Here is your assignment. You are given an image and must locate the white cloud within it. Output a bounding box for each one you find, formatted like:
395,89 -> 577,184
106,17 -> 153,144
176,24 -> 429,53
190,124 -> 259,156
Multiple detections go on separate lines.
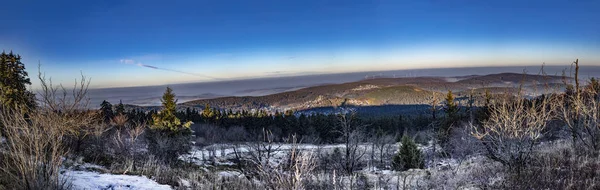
120,59 -> 135,64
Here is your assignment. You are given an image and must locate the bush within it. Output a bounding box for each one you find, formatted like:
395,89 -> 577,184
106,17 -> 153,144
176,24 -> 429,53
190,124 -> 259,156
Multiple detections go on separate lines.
471,92 -> 556,171
392,136 -> 424,171
146,128 -> 192,162
0,69 -> 93,189
500,142 -> 600,189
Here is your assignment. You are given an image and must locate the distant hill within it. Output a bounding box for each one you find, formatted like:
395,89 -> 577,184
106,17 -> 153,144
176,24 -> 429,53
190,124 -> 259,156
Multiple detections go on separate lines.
181,73 -> 567,113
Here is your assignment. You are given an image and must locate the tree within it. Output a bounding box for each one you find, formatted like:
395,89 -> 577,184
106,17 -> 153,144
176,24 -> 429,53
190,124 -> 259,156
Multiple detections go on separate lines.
439,90 -> 459,146
202,104 -> 215,123
115,100 -> 125,116
559,61 -> 600,154
147,87 -> 192,161
0,51 -> 36,111
100,100 -> 114,123
372,128 -> 395,168
475,89 -> 492,124
337,112 -> 367,174
392,136 -> 424,171
443,90 -> 458,119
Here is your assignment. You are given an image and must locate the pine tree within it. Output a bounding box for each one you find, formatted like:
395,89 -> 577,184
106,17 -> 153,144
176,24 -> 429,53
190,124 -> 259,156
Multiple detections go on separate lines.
147,87 -> 192,161
151,87 -> 191,132
115,100 -> 125,116
0,51 -> 36,111
100,100 -> 114,123
202,104 -> 215,123
475,89 -> 492,124
439,90 -> 459,146
392,136 -> 424,171
444,90 -> 458,119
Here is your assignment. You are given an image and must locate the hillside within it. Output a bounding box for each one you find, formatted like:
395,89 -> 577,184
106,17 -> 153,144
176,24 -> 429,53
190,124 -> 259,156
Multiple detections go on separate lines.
181,73 -> 566,113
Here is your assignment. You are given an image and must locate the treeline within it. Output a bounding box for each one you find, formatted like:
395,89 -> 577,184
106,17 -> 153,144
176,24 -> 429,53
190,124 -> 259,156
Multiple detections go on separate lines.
100,101 -> 435,143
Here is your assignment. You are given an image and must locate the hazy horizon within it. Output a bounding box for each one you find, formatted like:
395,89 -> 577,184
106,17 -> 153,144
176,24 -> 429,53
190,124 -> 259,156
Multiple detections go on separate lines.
83,64 -> 595,90
81,65 -> 600,107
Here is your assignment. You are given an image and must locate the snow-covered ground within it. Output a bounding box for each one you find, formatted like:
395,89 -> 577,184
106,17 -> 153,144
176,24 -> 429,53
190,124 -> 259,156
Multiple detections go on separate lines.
178,141 -> 498,189
180,142 -> 441,167
181,143 -> 360,166
63,170 -> 171,190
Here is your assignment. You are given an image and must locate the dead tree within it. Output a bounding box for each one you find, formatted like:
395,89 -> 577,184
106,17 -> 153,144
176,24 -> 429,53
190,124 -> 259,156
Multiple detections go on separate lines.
336,112 -> 368,175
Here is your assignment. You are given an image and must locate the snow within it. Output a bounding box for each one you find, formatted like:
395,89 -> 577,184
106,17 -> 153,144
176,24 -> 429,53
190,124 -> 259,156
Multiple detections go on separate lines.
218,170 -> 243,178
63,170 -> 172,190
180,143 -> 351,166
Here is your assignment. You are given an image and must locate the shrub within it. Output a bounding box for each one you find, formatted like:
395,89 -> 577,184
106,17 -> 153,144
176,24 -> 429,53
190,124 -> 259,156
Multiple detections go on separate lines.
500,142 -> 600,189
392,136 -> 424,171
146,128 -> 192,162
471,91 -> 557,171
0,69 -> 93,189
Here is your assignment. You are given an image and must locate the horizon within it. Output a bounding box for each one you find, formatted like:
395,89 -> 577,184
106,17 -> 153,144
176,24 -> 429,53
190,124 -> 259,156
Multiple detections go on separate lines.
86,64 -> 591,90
80,65 -> 599,107
2,0 -> 599,89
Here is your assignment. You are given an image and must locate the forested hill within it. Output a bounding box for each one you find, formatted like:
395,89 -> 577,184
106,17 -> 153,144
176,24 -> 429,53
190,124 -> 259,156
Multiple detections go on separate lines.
182,73 -> 567,112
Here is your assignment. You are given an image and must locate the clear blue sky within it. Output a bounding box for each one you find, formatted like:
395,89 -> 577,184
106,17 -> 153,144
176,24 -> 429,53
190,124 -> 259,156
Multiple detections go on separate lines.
1,0 -> 599,88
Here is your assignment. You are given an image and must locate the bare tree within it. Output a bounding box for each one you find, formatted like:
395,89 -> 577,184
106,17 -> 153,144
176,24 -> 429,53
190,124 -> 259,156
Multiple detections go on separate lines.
258,135 -> 316,190
372,132 -> 395,169
231,128 -> 282,178
471,87 -> 557,171
336,112 -> 368,174
247,129 -> 282,170
559,59 -> 600,154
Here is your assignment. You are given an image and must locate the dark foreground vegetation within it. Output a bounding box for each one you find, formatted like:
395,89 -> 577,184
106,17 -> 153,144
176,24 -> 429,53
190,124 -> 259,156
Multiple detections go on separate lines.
1,53 -> 599,189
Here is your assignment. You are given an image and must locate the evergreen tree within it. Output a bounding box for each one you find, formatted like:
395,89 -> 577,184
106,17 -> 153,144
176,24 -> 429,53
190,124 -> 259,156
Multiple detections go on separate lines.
147,87 -> 192,161
115,100 -> 125,116
99,100 -> 114,123
439,90 -> 459,146
443,90 -> 458,119
151,87 -> 191,132
475,89 -> 492,124
0,51 -> 36,111
392,136 -> 424,171
202,104 -> 215,123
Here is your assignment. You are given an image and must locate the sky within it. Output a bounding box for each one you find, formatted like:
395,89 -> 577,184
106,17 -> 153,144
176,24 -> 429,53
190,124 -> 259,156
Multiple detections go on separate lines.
1,0 -> 599,88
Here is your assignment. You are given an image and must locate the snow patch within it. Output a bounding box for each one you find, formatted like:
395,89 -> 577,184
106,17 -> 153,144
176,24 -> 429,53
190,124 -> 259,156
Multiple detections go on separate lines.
63,170 -> 172,190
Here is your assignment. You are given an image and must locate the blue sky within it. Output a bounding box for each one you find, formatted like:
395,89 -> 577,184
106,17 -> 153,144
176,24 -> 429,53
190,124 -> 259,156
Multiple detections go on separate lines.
1,0 -> 599,88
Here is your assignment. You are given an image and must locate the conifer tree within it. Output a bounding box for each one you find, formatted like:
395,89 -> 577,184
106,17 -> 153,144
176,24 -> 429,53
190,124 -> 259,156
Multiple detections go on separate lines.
100,100 -> 114,123
0,51 -> 36,111
151,87 -> 191,132
115,100 -> 125,116
476,89 -> 492,124
147,87 -> 192,161
444,90 -> 458,119
202,104 -> 215,123
439,90 -> 459,146
392,136 -> 424,171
